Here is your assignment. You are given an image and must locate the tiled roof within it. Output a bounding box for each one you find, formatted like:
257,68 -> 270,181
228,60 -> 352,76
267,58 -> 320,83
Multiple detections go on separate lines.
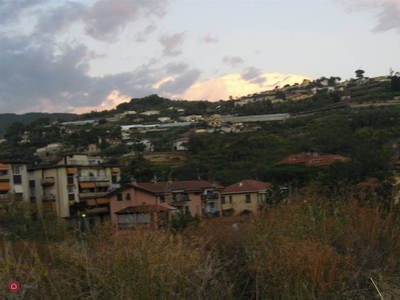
277,153 -> 312,164
115,204 -> 170,214
134,180 -> 224,194
222,180 -> 271,194
175,136 -> 189,142
277,153 -> 350,167
305,155 -> 350,167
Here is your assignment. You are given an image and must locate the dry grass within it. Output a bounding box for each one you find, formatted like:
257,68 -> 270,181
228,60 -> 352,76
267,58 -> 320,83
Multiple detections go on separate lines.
1,185 -> 400,299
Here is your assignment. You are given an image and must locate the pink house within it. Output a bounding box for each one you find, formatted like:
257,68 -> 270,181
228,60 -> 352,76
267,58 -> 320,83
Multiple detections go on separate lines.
107,180 -> 224,229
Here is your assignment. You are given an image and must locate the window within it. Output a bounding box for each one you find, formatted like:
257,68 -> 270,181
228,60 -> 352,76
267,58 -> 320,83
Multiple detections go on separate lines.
67,186 -> 75,201
160,194 -> 165,203
137,213 -> 150,224
117,193 -> 122,201
12,165 -> 22,184
172,194 -> 177,202
185,206 -> 190,215
229,196 -> 233,204
245,195 -> 251,203
67,174 -> 74,184
221,196 -> 226,205
96,169 -> 101,176
112,173 -> 118,184
126,193 -> 131,200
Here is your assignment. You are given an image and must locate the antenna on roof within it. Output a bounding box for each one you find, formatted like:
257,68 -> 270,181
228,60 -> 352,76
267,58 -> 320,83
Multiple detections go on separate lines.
197,168 -> 201,180
167,171 -> 173,184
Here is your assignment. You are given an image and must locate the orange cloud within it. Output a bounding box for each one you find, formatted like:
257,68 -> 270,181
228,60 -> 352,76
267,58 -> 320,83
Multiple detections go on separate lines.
174,72 -> 313,101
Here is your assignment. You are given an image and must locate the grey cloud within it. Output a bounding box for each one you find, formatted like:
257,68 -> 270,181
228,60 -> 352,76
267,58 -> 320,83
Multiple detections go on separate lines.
0,36 -> 94,112
164,62 -> 190,75
135,23 -> 156,42
84,0 -> 170,42
158,69 -> 202,94
0,0 -> 46,25
200,34 -> 219,44
372,2 -> 400,33
0,34 -> 200,113
222,56 -> 244,68
241,67 -> 263,81
336,0 -> 400,33
249,77 -> 267,85
34,2 -> 87,34
159,32 -> 186,57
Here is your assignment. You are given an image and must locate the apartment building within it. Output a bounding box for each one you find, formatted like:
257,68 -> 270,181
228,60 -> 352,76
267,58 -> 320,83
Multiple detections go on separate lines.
0,161 -> 30,203
29,154 -> 120,228
108,180 -> 224,229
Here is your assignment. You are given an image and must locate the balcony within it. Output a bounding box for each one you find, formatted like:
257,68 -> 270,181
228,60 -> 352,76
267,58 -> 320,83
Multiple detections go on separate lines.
79,192 -> 109,199
78,176 -> 109,182
201,193 -> 219,201
41,177 -> 55,186
202,208 -> 220,217
0,174 -> 10,181
42,194 -> 56,201
169,195 -> 190,206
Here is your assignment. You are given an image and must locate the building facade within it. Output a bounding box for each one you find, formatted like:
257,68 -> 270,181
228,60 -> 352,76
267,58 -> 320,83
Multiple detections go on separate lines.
0,161 -> 30,203
108,180 -> 224,229
29,154 -> 120,228
221,180 -> 271,215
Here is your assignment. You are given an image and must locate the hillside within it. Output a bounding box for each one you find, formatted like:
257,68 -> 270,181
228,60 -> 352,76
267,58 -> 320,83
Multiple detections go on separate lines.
0,112 -> 77,138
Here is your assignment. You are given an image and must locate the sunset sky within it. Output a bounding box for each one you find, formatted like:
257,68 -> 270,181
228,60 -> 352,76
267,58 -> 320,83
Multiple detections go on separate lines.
0,0 -> 399,114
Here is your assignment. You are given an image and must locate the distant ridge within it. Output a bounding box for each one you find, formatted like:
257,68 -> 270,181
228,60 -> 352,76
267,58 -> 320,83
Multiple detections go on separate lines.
0,112 -> 77,138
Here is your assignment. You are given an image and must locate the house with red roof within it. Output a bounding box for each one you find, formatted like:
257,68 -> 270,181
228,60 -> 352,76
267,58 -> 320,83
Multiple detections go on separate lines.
107,180 -> 224,229
277,152 -> 349,167
221,180 -> 271,216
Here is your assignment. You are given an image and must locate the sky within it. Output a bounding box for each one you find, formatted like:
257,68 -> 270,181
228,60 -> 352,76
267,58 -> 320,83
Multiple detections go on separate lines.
0,0 -> 399,114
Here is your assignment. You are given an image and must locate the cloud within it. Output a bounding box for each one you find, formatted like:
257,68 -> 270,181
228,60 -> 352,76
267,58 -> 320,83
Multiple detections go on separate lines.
34,2 -> 87,34
0,0 -> 46,25
164,62 -> 190,75
135,23 -> 156,42
222,56 -> 244,68
335,0 -> 400,33
241,67 -> 264,82
159,31 -> 186,56
181,72 -> 312,101
0,32 -> 204,113
199,34 -> 219,44
84,0 -> 171,41
158,69 -> 202,95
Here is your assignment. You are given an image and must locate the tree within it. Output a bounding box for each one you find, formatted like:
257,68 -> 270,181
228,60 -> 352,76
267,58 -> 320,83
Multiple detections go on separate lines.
355,69 -> 365,79
390,72 -> 400,92
275,91 -> 286,100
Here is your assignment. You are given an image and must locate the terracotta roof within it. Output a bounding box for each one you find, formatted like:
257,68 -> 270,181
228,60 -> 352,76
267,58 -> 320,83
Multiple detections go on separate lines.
175,136 -> 189,142
107,180 -> 224,198
305,155 -> 350,167
115,204 -> 170,214
277,153 -> 312,164
222,180 -> 271,194
277,153 -> 350,167
134,180 -> 223,194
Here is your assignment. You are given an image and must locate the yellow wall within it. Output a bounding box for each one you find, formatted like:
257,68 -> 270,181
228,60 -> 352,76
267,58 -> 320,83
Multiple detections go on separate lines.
221,192 -> 260,215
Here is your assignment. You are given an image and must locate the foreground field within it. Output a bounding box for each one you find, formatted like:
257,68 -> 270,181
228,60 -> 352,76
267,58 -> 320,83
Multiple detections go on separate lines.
1,189 -> 400,299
